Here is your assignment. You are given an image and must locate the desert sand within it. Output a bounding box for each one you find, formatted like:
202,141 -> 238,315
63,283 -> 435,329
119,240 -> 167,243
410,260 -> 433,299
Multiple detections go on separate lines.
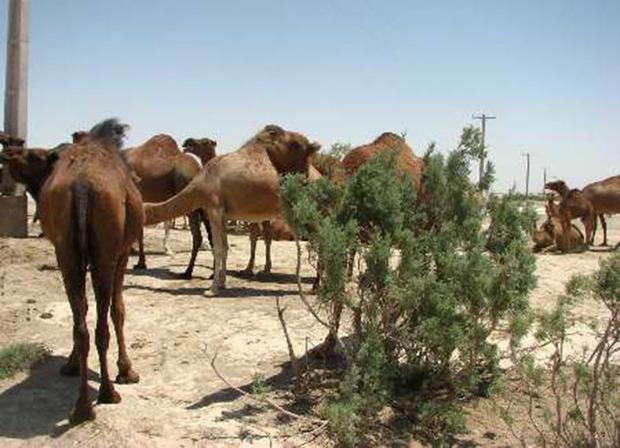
0,200 -> 618,447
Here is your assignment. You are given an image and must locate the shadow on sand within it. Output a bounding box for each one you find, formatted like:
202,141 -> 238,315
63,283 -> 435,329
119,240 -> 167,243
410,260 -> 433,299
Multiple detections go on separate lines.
0,355 -> 99,440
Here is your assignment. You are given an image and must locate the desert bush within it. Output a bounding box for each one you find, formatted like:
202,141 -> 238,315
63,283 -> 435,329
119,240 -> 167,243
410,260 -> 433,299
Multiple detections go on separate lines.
280,126 -> 537,446
502,253 -> 620,448
0,342 -> 49,379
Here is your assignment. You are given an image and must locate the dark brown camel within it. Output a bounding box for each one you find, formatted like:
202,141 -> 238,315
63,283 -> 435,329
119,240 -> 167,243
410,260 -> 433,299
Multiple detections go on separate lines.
532,198 -> 586,253
75,132 -> 217,277
144,125 -> 320,293
0,132 -> 26,195
38,119 -> 141,423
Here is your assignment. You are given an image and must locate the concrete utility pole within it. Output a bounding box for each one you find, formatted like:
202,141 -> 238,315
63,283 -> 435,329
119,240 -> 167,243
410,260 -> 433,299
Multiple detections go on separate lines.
472,113 -> 496,188
543,166 -> 547,196
0,0 -> 29,237
522,153 -> 531,201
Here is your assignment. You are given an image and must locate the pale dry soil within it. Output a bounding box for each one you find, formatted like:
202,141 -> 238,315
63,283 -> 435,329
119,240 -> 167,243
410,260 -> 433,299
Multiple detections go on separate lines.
0,203 -> 618,448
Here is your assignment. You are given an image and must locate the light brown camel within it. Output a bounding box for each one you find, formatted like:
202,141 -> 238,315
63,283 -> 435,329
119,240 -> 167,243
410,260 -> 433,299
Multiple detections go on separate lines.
582,176 -> 620,246
244,163 -> 324,275
38,119 -> 141,423
532,198 -> 586,253
544,180 -> 595,250
144,124 -> 320,293
76,132 -> 217,277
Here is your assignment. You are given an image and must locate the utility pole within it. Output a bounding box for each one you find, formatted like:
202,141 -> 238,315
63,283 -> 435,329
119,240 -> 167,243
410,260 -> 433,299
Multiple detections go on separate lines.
0,0 -> 29,237
522,153 -> 531,201
472,113 -> 496,188
543,166 -> 547,196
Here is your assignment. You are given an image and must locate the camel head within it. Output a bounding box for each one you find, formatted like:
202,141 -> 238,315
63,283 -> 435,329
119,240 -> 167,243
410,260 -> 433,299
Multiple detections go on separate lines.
254,124 -> 321,175
183,137 -> 217,165
0,132 -> 25,150
0,147 -> 60,197
72,131 -> 89,144
532,217 -> 557,252
545,180 -> 570,197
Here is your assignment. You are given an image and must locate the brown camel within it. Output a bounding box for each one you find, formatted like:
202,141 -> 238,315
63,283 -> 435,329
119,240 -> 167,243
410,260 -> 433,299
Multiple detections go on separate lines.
342,132 -> 424,191
0,147 -> 57,204
582,176 -> 620,246
532,198 -> 586,253
144,124 -> 320,293
80,133 -> 217,277
38,119 -> 141,423
544,180 -> 595,251
0,132 -> 26,194
244,163 -> 324,275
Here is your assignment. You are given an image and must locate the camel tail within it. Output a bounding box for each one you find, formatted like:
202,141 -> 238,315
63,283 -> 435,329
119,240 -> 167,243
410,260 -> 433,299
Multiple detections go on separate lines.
144,181 -> 204,226
72,182 -> 90,268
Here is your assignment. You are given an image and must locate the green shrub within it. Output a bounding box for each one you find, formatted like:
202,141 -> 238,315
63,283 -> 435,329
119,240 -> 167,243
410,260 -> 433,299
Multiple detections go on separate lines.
0,342 -> 49,379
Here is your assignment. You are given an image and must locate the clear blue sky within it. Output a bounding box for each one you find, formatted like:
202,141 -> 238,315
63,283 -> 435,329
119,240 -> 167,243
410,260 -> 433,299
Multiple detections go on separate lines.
1,0 -> 619,192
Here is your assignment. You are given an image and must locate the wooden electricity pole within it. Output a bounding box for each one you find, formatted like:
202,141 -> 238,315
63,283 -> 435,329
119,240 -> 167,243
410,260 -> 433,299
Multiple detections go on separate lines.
0,0 -> 29,237
472,113 -> 496,188
522,153 -> 531,201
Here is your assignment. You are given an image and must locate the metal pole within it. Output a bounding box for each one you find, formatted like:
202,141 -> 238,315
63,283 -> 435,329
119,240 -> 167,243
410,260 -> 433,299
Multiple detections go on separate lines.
472,113 -> 496,188
2,0 -> 29,196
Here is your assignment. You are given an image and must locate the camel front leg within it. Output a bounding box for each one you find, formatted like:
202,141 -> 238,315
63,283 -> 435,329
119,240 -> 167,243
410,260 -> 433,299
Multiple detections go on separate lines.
243,223 -> 259,274
208,207 -> 228,294
182,211 -> 203,279
263,221 -> 272,274
133,228 -> 147,270
164,220 -> 175,255
599,214 -> 608,246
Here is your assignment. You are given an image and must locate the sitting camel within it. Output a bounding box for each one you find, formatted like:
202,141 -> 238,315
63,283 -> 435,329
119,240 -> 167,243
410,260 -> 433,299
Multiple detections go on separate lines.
544,180 -> 595,251
75,132 -> 217,277
532,198 -> 586,253
144,124 -> 320,293
582,175 -> 620,246
39,119 -> 141,423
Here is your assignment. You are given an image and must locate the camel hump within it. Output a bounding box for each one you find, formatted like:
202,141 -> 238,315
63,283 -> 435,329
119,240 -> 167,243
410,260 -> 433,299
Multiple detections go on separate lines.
88,118 -> 129,150
373,132 -> 404,146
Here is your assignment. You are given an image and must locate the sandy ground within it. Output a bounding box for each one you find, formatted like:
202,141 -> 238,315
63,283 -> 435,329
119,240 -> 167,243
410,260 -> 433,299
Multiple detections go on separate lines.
0,200 -> 618,448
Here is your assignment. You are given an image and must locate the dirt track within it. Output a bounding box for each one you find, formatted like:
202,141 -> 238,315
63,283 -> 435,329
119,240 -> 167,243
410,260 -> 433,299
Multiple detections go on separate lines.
0,202 -> 618,447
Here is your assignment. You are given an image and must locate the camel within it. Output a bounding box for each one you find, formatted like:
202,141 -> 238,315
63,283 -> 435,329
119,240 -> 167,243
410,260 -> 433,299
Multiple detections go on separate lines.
243,163 -> 324,275
581,176 -> 620,246
38,119 -> 141,423
78,132 -> 217,277
341,132 -> 424,191
0,132 -> 26,194
544,180 -> 595,251
0,147 -> 58,204
144,124 -> 320,293
532,198 -> 586,253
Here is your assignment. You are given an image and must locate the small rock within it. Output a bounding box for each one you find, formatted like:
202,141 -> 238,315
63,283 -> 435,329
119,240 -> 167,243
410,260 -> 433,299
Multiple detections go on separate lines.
40,312 -> 53,319
484,431 -> 497,440
26,299 -> 36,304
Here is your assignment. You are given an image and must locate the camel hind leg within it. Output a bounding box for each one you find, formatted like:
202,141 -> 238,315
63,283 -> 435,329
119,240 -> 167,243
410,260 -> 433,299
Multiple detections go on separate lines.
243,223 -> 260,275
55,246 -> 95,423
263,221 -> 272,274
133,228 -> 147,270
208,206 -> 228,294
164,220 -> 175,255
89,253 -> 121,404
599,214 -> 608,246
111,250 -> 139,384
182,211 -> 203,279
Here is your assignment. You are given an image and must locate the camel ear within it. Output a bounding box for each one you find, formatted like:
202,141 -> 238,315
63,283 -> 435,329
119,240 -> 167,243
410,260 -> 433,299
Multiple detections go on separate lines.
45,151 -> 60,167
264,125 -> 284,138
209,139 -> 217,148
183,138 -> 195,148
307,142 -> 321,155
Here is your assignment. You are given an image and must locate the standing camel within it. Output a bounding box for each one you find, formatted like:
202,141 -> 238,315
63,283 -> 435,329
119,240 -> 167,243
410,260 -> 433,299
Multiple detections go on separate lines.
144,124 -> 320,293
75,132 -> 217,277
39,119 -> 141,423
545,180 -> 596,250
243,163 -> 324,275
582,176 -> 620,246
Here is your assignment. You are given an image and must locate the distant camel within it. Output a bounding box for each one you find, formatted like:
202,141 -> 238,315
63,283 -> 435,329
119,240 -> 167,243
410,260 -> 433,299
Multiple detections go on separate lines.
0,132 -> 25,195
544,180 -> 595,251
244,163 -> 324,275
532,198 -> 586,253
582,176 -> 620,246
144,125 -> 320,293
39,119 -> 141,423
75,132 -> 217,277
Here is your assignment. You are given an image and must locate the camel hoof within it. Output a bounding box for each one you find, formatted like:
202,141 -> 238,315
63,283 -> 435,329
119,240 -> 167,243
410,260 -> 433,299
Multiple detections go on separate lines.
60,363 -> 80,377
178,271 -> 193,280
133,262 -> 147,270
116,369 -> 140,384
69,403 -> 96,424
98,387 -> 121,404
211,283 -> 226,295
237,269 -> 254,278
